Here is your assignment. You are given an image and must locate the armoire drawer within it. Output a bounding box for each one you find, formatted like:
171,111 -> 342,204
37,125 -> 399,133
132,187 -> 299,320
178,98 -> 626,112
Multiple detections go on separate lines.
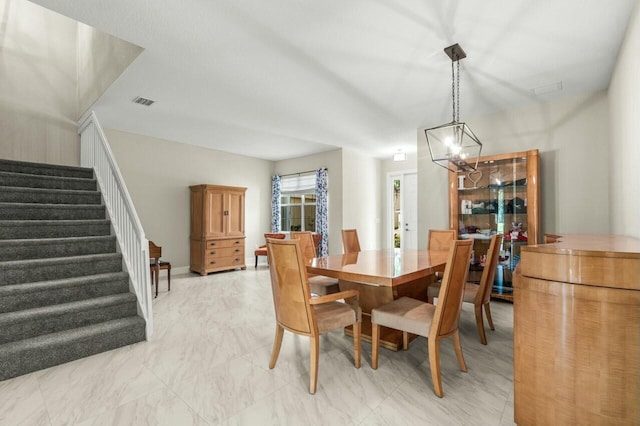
206,246 -> 244,259
206,239 -> 243,249
205,255 -> 245,270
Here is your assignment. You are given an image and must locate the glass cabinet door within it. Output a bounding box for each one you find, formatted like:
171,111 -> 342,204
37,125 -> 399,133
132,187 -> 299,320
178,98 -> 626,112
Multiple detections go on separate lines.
449,150 -> 540,301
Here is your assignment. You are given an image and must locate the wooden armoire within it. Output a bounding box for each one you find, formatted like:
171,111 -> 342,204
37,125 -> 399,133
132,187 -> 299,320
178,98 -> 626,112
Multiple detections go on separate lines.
189,184 -> 247,275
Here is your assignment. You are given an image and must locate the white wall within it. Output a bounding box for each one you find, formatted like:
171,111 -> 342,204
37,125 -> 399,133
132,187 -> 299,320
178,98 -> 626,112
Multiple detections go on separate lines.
275,150 -> 343,255
608,1 -> 640,238
0,0 -> 79,165
105,129 -> 273,270
418,91 -> 610,247
342,149 -> 382,250
77,23 -> 143,116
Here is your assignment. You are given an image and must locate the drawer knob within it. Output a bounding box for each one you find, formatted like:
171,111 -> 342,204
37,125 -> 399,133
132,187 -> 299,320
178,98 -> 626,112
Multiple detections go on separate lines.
210,251 -> 216,255
235,249 -> 240,252
210,261 -> 216,265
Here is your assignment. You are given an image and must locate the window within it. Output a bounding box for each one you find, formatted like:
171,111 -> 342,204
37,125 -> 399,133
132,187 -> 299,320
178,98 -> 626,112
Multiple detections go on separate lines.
280,173 -> 316,232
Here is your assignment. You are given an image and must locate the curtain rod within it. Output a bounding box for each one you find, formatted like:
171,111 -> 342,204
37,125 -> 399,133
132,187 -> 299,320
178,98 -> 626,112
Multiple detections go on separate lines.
279,168 -> 327,177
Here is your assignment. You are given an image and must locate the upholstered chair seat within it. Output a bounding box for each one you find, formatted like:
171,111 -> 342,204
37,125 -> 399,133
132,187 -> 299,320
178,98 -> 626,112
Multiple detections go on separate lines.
313,301 -> 361,334
371,297 -> 435,337
309,276 -> 341,296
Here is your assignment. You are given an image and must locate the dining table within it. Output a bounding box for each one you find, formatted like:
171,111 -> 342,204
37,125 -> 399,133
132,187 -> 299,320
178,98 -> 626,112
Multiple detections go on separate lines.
307,248 -> 449,351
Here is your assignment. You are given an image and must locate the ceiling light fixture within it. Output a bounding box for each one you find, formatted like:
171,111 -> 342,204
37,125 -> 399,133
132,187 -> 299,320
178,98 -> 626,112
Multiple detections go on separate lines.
425,43 -> 482,172
393,151 -> 407,162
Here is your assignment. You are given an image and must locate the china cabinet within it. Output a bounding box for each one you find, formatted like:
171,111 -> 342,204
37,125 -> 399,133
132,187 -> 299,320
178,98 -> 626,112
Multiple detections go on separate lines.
448,149 -> 540,301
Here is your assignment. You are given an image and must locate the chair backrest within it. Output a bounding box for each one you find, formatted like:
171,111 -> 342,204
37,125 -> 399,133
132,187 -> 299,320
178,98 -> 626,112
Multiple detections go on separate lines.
149,240 -> 162,259
430,239 -> 473,339
476,234 -> 503,305
342,229 -> 361,254
291,231 -> 316,262
544,233 -> 562,243
266,239 -> 316,336
428,229 -> 458,252
264,233 -> 286,241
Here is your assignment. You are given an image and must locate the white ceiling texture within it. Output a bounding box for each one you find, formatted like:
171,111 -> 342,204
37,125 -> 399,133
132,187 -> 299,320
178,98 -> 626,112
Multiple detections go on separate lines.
30,0 -> 637,161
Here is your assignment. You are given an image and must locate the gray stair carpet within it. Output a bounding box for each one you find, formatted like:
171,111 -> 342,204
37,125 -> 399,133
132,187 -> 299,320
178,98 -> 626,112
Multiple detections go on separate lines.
0,159 -> 146,382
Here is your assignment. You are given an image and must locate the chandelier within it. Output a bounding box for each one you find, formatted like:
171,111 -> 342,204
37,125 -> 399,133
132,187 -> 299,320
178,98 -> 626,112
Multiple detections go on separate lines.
425,43 -> 482,172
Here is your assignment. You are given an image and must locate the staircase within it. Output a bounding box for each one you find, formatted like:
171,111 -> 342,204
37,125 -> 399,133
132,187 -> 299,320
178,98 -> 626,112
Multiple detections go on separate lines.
0,159 -> 146,381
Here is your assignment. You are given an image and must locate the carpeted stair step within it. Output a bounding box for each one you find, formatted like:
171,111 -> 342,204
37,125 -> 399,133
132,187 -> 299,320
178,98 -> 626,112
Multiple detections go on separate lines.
0,316 -> 146,381
0,202 -> 105,220
0,159 -> 94,179
0,253 -> 123,285
0,219 -> 110,239
0,186 -> 101,205
0,235 -> 116,261
0,293 -> 138,345
0,170 -> 96,191
0,272 -> 130,313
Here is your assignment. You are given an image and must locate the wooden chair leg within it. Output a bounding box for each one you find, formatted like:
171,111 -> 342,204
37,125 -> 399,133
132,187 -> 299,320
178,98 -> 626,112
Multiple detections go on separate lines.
484,302 -> 495,330
167,265 -> 171,292
269,324 -> 284,369
353,322 -> 361,369
154,265 -> 159,298
372,323 -> 380,370
428,337 -> 443,397
452,330 -> 467,372
310,335 -> 319,394
403,331 -> 409,350
475,304 -> 488,345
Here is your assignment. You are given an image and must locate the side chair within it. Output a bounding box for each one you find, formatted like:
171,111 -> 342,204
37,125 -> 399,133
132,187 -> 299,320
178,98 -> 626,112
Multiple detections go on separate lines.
429,233 -> 503,344
371,239 -> 473,397
266,238 -> 362,394
254,233 -> 285,267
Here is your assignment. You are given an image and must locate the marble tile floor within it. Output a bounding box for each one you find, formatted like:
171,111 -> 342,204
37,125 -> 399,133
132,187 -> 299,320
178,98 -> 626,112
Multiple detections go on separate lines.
0,268 -> 516,426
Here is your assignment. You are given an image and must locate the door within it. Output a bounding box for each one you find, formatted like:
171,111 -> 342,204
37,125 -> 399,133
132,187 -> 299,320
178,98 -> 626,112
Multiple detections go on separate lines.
403,173 -> 418,249
388,172 -> 418,249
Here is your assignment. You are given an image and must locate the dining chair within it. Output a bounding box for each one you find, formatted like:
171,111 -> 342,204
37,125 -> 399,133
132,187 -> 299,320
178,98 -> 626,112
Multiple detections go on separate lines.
291,231 -> 340,295
266,238 -> 362,394
149,240 -> 171,298
428,229 -> 458,251
371,239 -> 473,398
254,233 -> 286,267
342,229 -> 361,254
428,234 -> 502,344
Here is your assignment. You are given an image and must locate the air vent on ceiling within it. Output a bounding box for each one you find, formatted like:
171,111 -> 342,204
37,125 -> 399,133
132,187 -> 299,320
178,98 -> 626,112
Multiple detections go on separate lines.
132,96 -> 155,106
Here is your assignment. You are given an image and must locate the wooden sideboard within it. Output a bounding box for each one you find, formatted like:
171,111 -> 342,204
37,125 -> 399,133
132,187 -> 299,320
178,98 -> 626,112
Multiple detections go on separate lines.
513,234 -> 640,425
189,184 -> 247,275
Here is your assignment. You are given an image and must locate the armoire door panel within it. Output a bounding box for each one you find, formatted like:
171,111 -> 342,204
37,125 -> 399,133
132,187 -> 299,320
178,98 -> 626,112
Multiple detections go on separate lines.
226,191 -> 245,236
205,190 -> 226,237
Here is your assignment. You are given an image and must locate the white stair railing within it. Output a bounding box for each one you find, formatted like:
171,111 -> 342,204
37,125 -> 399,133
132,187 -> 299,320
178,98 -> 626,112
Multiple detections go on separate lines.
78,111 -> 153,338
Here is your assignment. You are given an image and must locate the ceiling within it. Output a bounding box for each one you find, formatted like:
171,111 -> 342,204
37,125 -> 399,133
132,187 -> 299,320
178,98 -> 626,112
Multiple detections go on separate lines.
29,0 -> 637,161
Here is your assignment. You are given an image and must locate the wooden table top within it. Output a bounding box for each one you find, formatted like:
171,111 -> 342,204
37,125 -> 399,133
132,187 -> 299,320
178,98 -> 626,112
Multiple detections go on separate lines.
308,248 -> 448,287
